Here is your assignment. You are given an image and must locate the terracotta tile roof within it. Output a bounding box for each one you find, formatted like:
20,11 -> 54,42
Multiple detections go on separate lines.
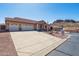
38,20 -> 47,24
5,17 -> 38,24
5,17 -> 47,24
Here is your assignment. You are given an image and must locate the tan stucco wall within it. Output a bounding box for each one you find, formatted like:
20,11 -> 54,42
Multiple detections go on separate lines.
5,20 -> 48,31
5,21 -> 37,31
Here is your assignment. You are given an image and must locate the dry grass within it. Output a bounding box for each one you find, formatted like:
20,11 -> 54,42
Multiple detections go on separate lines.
52,22 -> 79,32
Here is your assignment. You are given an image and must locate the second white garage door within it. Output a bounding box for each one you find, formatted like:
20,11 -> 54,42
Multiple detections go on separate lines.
21,25 -> 34,31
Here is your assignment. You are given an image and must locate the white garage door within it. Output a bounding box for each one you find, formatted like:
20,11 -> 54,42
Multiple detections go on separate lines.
21,25 -> 34,31
9,24 -> 19,31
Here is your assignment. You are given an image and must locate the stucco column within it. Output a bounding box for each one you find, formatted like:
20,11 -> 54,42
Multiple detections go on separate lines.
36,24 -> 39,30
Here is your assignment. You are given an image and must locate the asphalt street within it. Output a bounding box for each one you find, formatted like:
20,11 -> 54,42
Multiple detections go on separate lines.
47,33 -> 79,56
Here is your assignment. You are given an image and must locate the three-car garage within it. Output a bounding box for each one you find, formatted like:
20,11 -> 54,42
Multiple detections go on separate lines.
8,24 -> 34,31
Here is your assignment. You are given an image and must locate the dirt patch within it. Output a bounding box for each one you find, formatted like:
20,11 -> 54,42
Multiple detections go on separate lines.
52,33 -> 68,39
48,31 -> 68,39
0,32 -> 17,56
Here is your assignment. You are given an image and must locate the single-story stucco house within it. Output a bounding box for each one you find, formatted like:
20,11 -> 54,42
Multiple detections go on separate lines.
0,17 -> 50,31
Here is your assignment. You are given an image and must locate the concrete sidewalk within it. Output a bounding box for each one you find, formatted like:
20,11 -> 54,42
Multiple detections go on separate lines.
10,31 -> 69,56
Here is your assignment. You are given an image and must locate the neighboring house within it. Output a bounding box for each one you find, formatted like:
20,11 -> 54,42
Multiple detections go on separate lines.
0,24 -> 6,32
4,17 -> 49,31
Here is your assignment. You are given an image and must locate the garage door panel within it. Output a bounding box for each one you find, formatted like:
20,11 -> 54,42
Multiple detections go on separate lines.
9,25 -> 19,31
21,25 -> 34,31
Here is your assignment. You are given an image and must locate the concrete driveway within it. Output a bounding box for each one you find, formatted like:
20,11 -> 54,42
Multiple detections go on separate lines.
10,31 -> 69,56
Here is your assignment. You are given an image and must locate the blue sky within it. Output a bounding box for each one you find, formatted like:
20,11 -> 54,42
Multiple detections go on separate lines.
0,3 -> 79,23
